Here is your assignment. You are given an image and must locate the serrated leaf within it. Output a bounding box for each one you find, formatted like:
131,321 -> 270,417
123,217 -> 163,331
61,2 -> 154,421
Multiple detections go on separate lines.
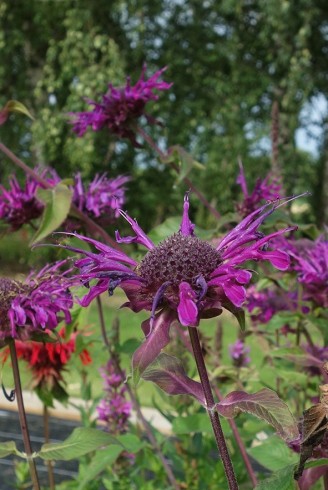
248,436 -> 299,471
216,388 -> 299,442
255,464 -> 296,490
31,183 -> 73,244
0,441 -> 22,458
142,352 -> 205,404
37,428 -> 120,461
77,445 -> 123,490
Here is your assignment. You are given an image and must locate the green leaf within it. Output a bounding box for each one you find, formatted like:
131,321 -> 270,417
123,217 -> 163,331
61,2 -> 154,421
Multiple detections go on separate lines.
248,436 -> 299,471
148,216 -> 181,244
77,446 -> 123,490
31,183 -> 73,244
265,313 -> 299,333
118,338 -> 141,355
1,100 -> 34,121
216,388 -> 299,442
0,441 -> 23,458
305,458 -> 328,469
255,464 -> 296,490
173,414 -> 212,434
37,428 -> 121,461
116,433 -> 146,453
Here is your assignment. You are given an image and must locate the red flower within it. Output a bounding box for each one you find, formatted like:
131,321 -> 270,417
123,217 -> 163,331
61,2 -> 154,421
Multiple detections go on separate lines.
3,328 -> 92,405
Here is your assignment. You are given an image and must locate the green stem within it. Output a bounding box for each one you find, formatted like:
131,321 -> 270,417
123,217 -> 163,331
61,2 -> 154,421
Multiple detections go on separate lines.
188,327 -> 238,490
9,340 -> 40,490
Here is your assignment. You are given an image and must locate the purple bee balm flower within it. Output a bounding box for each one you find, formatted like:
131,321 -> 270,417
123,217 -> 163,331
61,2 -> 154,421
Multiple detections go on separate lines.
236,161 -> 282,217
69,65 -> 172,146
60,194 -> 297,337
72,173 -> 130,222
290,236 -> 328,308
0,174 -> 43,230
0,261 -> 73,344
0,168 -> 60,230
246,285 -> 299,324
97,360 -> 131,434
229,339 -> 250,367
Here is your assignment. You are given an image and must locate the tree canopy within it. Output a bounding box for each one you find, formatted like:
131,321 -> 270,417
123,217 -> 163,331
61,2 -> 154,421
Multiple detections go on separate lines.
1,0 -> 327,227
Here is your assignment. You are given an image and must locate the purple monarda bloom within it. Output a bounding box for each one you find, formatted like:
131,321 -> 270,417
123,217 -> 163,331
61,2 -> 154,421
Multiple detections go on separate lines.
246,285 -> 299,324
97,360 -> 131,434
290,236 -> 328,308
0,174 -> 44,230
0,262 -> 73,343
73,173 -> 130,222
61,194 -> 297,335
0,168 -> 60,230
229,339 -> 250,367
236,161 -> 282,217
69,65 -> 172,145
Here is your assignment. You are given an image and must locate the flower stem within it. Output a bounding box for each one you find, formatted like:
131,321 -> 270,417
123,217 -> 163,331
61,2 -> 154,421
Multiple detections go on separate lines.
95,296 -> 180,490
324,470 -> 328,490
0,142 -> 120,250
213,386 -> 257,487
9,340 -> 40,490
137,128 -> 221,220
176,326 -> 256,485
43,405 -> 55,490
187,327 -> 238,490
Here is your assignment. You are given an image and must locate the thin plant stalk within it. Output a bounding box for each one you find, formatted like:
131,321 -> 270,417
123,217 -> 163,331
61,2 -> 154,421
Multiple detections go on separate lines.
213,386 -> 258,487
43,405 -> 55,490
137,127 -> 221,220
0,142 -> 120,250
9,340 -> 41,490
188,327 -> 239,490
324,470 -> 328,490
176,326 -> 256,486
95,296 -> 180,490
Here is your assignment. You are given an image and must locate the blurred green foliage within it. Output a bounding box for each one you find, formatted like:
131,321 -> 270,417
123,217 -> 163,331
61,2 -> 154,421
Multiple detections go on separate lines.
0,0 -> 327,231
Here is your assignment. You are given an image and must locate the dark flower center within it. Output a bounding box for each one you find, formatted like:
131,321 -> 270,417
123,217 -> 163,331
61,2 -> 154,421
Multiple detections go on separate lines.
0,278 -> 27,328
138,233 -> 222,292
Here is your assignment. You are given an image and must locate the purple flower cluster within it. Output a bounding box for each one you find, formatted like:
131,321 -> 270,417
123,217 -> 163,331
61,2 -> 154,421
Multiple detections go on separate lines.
96,360 -> 131,434
61,193 -> 297,334
290,236 -> 328,308
73,173 -> 130,222
236,162 -> 282,217
0,169 -> 129,229
246,285 -> 297,324
0,261 -> 73,343
229,339 -> 250,367
69,65 -> 172,145
0,173 -> 45,230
